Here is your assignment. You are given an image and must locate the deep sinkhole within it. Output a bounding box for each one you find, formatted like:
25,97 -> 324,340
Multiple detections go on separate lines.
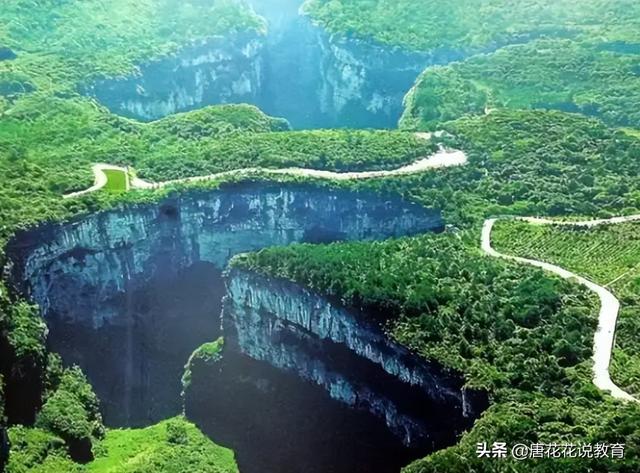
6,184 -> 485,472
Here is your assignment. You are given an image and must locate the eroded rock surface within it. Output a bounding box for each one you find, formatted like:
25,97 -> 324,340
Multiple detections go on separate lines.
6,183 -> 442,426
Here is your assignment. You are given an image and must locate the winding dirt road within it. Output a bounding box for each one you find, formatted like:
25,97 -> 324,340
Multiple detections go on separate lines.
482,215 -> 640,403
64,142 -> 467,199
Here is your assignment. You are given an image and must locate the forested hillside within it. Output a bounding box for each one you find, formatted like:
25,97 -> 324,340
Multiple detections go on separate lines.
493,220 -> 640,398
233,232 -> 640,472
358,110 -> 640,225
303,0 -> 640,51
2,0 -> 640,472
0,0 -> 263,94
400,39 -> 640,129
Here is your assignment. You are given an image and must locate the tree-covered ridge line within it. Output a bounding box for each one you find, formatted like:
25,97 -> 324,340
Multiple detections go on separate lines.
3,106 -> 640,471
492,220 -> 640,399
400,39 -> 640,130
303,0 -> 640,53
3,106 -> 640,251
135,128 -> 438,182
232,232 -> 640,472
0,94 -> 437,243
367,110 -> 640,227
232,234 -> 598,392
0,0 -> 264,95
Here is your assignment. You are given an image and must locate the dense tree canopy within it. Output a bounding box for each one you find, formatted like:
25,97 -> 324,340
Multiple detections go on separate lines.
2,0 -> 640,471
493,220 -> 640,398
401,39 -> 640,129
303,0 -> 640,52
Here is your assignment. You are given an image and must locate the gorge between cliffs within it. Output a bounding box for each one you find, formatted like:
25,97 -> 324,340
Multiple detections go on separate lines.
5,182 -> 487,473
83,0 -> 466,129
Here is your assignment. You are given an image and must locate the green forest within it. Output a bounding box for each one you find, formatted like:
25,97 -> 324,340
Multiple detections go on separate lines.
233,232 -> 640,472
400,39 -> 640,130
2,0 -> 640,472
493,221 -> 640,398
303,0 -> 640,51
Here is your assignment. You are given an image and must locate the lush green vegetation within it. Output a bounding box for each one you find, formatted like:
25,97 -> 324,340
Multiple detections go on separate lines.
234,232 -> 640,472
136,128 -> 437,181
350,110 -> 640,226
102,170 -> 128,192
86,417 -> 238,473
493,221 -> 640,290
0,94 -> 435,244
150,105 -> 290,140
405,394 -> 640,473
0,0 -> 264,94
0,98 -> 282,245
493,220 -> 640,398
6,426 -> 79,473
234,234 -> 598,391
181,338 -> 224,392
35,367 -> 104,461
7,417 -> 237,473
3,103 -> 640,471
303,0 -> 640,52
401,39 -> 640,129
3,0 -> 640,471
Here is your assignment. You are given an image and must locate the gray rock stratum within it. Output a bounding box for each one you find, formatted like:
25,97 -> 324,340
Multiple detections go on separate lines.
7,182 -> 472,435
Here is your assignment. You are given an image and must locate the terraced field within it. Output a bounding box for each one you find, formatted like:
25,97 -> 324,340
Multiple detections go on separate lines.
493,221 -> 640,292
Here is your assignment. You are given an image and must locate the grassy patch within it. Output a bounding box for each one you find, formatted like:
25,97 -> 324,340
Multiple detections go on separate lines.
102,170 -> 128,192
87,417 -> 237,473
7,417 -> 237,473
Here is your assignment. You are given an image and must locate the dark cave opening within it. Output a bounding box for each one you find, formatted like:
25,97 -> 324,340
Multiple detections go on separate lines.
44,261 -> 471,473
186,352 -> 441,473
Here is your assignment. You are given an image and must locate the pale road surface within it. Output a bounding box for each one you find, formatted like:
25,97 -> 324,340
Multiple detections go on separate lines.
64,144 -> 467,199
482,215 -> 640,403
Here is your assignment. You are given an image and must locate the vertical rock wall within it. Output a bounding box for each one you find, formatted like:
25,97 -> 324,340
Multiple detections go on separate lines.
5,183 -> 443,426
223,268 -> 486,447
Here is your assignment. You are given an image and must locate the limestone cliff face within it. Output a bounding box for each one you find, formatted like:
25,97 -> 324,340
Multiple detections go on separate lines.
7,183 -> 442,330
222,268 -> 485,448
316,35 -> 463,129
86,32 -> 265,121
85,0 -> 460,128
5,183 -> 442,427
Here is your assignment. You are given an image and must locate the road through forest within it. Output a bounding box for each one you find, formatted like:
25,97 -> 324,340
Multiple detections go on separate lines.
482,215 -> 640,403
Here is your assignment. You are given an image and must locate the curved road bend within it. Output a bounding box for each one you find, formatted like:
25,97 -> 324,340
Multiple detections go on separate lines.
482,216 -> 640,403
64,133 -> 467,199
